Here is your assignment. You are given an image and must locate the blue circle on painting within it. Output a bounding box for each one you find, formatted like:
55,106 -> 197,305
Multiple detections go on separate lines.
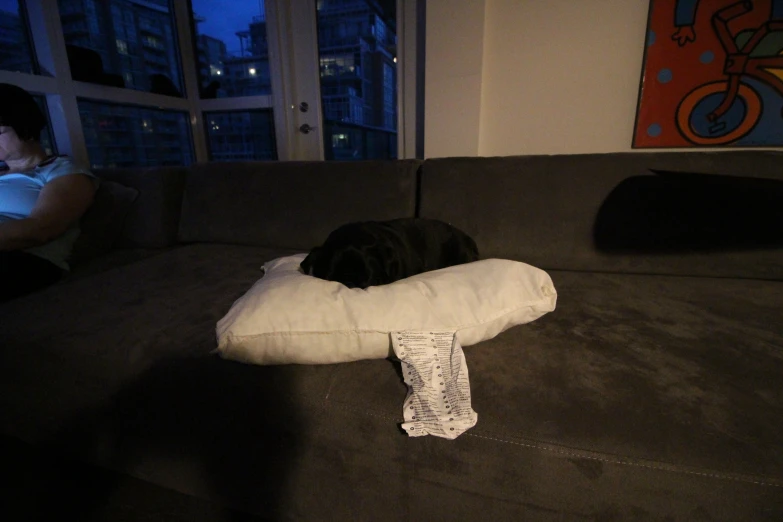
648,30 -> 656,46
688,93 -> 748,140
647,123 -> 662,137
700,51 -> 715,64
657,69 -> 673,83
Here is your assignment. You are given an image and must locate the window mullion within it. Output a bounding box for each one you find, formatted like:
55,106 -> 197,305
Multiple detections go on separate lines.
26,0 -> 89,164
172,0 -> 208,163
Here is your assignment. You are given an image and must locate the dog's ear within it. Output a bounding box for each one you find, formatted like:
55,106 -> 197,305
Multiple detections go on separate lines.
300,247 -> 321,275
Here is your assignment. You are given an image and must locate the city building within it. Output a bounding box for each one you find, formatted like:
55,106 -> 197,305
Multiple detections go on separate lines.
0,6 -> 34,74
316,0 -> 398,159
59,0 -> 190,168
59,0 -> 181,93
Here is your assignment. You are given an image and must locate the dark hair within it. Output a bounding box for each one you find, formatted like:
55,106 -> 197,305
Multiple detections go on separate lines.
0,83 -> 47,142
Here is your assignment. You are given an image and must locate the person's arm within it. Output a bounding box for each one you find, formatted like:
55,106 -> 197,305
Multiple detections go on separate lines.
0,174 -> 96,251
672,0 -> 699,46
674,0 -> 699,26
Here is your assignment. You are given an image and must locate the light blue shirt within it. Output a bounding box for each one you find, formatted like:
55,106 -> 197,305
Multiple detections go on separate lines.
0,156 -> 97,271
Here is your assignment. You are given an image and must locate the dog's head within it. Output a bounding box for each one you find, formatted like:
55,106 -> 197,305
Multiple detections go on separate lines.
300,225 -> 391,289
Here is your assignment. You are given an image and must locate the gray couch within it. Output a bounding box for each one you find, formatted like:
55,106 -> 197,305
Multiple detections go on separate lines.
1,152 -> 781,521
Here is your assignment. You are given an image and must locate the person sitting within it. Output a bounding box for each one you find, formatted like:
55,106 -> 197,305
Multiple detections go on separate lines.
0,83 -> 98,302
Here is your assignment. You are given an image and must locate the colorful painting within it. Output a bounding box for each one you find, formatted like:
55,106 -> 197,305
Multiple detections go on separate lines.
634,0 -> 783,148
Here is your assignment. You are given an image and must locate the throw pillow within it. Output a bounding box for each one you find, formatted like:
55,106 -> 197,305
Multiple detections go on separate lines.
216,254 -> 557,365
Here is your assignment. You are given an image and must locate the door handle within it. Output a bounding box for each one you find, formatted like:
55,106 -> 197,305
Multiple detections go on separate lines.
299,123 -> 317,134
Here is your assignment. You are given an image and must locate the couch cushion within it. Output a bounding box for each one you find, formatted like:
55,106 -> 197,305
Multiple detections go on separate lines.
93,166 -> 189,248
177,160 -> 420,249
69,180 -> 139,265
65,246 -> 177,281
418,151 -> 783,279
322,271 -> 783,484
0,243 -> 337,444
1,250 -> 781,518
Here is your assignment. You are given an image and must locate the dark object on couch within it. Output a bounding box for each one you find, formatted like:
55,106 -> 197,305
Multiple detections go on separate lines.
594,170 -> 783,253
300,217 -> 479,288
1,153 -> 781,521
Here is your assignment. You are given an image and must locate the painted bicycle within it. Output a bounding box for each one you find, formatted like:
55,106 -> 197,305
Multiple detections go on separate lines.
675,0 -> 783,145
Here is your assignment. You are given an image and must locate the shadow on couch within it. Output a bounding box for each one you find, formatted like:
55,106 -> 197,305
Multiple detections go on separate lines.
594,170 -> 783,253
35,355 -> 304,521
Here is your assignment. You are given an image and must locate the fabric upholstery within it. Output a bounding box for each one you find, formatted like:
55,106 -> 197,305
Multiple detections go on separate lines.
322,271 -> 783,481
93,166 -> 189,248
2,153 -> 782,520
69,180 -> 139,265
0,243 -> 336,517
66,247 -> 177,281
418,151 -> 783,280
177,160 -> 420,249
1,249 -> 780,519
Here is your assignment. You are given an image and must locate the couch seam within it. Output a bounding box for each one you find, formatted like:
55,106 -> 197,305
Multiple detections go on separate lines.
324,400 -> 783,489
465,433 -> 783,489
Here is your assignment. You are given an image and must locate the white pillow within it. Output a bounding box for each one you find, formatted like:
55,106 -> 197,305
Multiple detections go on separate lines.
216,254 -> 557,365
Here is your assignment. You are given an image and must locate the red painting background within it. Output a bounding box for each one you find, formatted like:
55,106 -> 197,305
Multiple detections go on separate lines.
633,0 -> 772,147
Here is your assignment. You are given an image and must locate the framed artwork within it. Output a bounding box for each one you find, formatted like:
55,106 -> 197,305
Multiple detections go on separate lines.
633,0 -> 783,148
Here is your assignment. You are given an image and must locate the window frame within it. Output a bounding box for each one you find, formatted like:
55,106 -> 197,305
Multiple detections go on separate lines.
0,0 -> 422,165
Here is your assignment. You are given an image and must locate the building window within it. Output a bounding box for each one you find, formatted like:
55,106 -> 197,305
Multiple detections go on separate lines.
78,99 -> 193,169
204,110 -> 277,161
58,0 -> 183,96
0,0 -> 36,74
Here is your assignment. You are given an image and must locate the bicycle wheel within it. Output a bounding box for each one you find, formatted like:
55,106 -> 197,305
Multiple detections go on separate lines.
676,80 -> 762,145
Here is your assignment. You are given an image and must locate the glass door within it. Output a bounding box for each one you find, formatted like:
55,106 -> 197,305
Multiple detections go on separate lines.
189,0 -> 282,159
190,0 -> 400,161
313,0 -> 398,160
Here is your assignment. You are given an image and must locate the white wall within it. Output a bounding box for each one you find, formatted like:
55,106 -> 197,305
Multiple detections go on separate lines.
477,0 -> 650,157
424,0 -> 775,158
423,0 -> 486,158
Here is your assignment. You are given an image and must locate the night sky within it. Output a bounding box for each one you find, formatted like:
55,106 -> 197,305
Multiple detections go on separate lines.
191,0 -> 265,54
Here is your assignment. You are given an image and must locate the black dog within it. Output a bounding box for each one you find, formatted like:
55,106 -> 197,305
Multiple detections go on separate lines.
300,218 -> 479,289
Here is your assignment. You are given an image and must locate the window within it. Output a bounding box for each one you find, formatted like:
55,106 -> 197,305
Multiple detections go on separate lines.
0,0 -> 36,74
78,100 -> 192,169
204,110 -> 277,161
58,0 -> 183,96
316,0 -> 398,160
190,0 -> 270,98
0,0 -> 418,166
